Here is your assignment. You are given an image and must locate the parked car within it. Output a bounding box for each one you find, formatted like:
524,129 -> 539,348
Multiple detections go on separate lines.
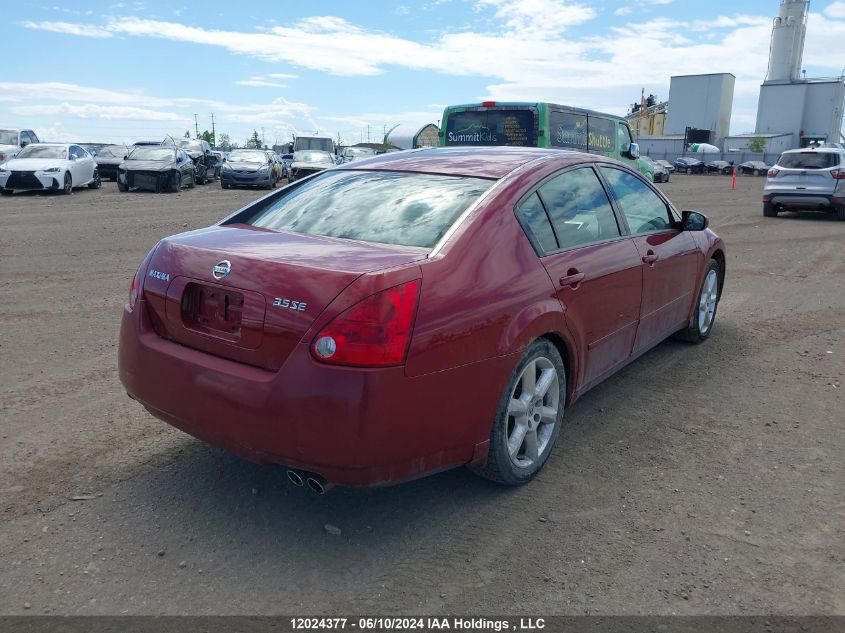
0,143 -> 100,195
341,146 -> 377,164
118,147 -> 726,490
763,147 -> 845,220
674,157 -> 705,174
656,159 -> 675,174
175,139 -> 220,184
220,149 -> 276,190
279,153 -> 294,178
0,128 -> 40,163
133,140 -> 164,147
738,161 -> 769,176
706,160 -> 733,175
94,144 -> 129,181
118,146 -> 195,193
287,150 -> 336,182
642,156 -> 669,183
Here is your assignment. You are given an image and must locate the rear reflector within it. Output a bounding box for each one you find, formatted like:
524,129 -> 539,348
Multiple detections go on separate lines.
481,101 -> 496,107
311,280 -> 421,367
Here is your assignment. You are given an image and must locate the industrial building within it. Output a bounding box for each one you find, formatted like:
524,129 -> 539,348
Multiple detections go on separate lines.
630,0 -> 845,157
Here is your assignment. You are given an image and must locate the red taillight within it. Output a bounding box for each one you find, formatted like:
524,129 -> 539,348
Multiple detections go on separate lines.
830,168 -> 845,180
481,101 -> 496,107
311,280 -> 420,367
128,270 -> 141,309
762,195 -> 771,202
767,168 -> 780,179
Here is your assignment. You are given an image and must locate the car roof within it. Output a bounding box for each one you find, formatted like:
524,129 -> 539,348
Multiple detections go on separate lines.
782,147 -> 844,154
335,146 -> 592,179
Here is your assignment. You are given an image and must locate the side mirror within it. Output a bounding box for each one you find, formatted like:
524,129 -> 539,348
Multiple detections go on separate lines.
20,140 -> 29,148
123,155 -> 129,160
682,210 -> 708,231
626,143 -> 640,160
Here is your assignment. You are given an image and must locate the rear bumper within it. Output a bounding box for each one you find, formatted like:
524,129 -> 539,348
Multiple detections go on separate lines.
765,192 -> 841,209
118,300 -> 511,486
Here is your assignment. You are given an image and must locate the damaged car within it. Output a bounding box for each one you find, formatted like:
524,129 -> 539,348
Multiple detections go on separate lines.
287,150 -> 336,182
118,146 -> 195,193
94,144 -> 129,181
219,149 -> 276,189
176,139 -> 220,184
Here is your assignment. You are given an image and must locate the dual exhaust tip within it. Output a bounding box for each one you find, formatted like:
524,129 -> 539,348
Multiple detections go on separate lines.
286,469 -> 332,494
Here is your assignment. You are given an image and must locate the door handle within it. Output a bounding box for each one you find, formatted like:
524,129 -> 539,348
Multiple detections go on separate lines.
642,251 -> 659,265
560,271 -> 586,288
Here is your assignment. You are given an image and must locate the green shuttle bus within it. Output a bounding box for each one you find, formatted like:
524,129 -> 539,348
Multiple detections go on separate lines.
438,101 -> 653,181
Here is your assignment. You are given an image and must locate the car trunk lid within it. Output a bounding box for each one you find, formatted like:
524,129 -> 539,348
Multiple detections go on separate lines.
142,224 -> 427,370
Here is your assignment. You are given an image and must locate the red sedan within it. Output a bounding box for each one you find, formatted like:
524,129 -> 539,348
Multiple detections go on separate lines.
119,147 -> 725,491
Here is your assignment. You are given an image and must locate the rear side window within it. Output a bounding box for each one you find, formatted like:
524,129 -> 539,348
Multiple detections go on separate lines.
600,167 -> 672,235
777,152 -> 840,169
516,193 -> 558,253
588,117 -> 616,154
243,170 -> 493,249
549,111 -> 587,150
537,167 -> 621,250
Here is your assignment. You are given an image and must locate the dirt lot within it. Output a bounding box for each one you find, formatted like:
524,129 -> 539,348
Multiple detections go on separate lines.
0,173 -> 843,616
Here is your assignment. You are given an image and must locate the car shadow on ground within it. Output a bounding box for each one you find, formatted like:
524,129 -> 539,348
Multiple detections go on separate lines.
774,210 -> 841,222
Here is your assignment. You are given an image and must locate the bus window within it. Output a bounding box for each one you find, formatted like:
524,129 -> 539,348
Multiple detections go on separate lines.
549,111 -> 587,150
444,109 -> 536,147
588,117 -> 616,154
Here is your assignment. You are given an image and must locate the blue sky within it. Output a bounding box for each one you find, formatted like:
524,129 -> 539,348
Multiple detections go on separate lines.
4,0 -> 845,147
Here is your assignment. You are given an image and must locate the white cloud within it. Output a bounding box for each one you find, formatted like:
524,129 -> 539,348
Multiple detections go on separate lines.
236,78 -> 289,89
21,20 -> 112,38
824,1 -> 845,19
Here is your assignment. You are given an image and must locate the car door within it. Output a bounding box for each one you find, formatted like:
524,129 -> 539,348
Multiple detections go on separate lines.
598,166 -> 702,353
519,166 -> 643,388
68,146 -> 86,183
78,146 -> 96,182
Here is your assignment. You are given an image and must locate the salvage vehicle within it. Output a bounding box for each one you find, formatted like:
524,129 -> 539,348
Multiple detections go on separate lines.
341,146 -> 377,164
0,143 -> 100,195
119,147 -> 726,491
287,150 -> 335,182
642,156 -> 669,182
219,149 -> 276,189
279,153 -> 294,178
265,150 -> 283,183
738,160 -> 769,176
94,144 -> 129,181
763,147 -> 845,219
293,134 -> 334,154
0,128 -> 40,163
656,159 -> 675,174
674,157 -> 706,174
706,160 -> 733,175
176,139 -> 220,184
117,146 -> 195,193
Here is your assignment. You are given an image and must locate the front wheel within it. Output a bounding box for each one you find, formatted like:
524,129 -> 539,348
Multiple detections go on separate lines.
88,171 -> 101,189
471,339 -> 565,486
674,260 -> 721,344
221,181 -> 229,189
62,172 -> 72,195
753,169 -> 761,176
187,171 -> 195,189
168,171 -> 182,193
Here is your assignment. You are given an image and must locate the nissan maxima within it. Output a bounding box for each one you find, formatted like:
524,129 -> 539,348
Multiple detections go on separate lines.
119,148 -> 725,490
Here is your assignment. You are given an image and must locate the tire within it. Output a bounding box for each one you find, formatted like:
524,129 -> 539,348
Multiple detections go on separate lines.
62,172 -> 73,195
118,180 -> 128,192
763,203 -> 779,218
753,169 -> 761,176
471,339 -> 565,486
836,205 -> 845,221
187,171 -> 195,189
196,165 -> 206,185
221,181 -> 229,189
674,260 -> 721,344
88,171 -> 101,189
1,188 -> 12,196
266,175 -> 275,190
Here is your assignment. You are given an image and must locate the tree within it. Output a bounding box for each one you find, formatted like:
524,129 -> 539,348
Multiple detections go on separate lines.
748,136 -> 767,153
246,130 -> 262,149
200,129 -> 215,146
217,133 -> 232,151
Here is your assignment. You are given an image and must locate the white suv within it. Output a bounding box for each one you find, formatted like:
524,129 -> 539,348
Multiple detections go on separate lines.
763,147 -> 845,220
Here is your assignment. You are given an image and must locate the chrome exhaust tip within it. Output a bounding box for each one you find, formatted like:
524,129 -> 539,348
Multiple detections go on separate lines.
306,475 -> 333,495
286,469 -> 304,487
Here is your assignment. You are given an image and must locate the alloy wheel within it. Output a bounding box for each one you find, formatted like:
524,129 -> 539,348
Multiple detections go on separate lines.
506,357 -> 560,469
698,269 -> 719,334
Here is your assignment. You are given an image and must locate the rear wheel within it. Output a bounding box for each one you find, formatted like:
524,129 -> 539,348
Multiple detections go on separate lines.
62,172 -> 72,195
675,260 -> 721,344
763,203 -> 779,217
836,205 -> 845,221
753,169 -> 761,176
471,339 -> 565,486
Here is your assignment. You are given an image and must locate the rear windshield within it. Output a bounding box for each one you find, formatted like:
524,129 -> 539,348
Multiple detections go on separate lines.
778,152 -> 840,169
243,170 -> 493,248
444,108 -> 537,147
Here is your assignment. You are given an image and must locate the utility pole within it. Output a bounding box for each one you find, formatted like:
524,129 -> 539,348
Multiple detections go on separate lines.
261,126 -> 265,148
194,114 -> 200,139
367,124 -> 370,143
210,113 -> 216,148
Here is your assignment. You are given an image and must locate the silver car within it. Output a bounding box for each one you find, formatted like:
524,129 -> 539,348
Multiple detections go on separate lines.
763,148 -> 845,220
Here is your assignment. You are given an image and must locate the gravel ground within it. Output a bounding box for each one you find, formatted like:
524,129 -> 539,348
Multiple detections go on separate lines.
0,173 -> 843,615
